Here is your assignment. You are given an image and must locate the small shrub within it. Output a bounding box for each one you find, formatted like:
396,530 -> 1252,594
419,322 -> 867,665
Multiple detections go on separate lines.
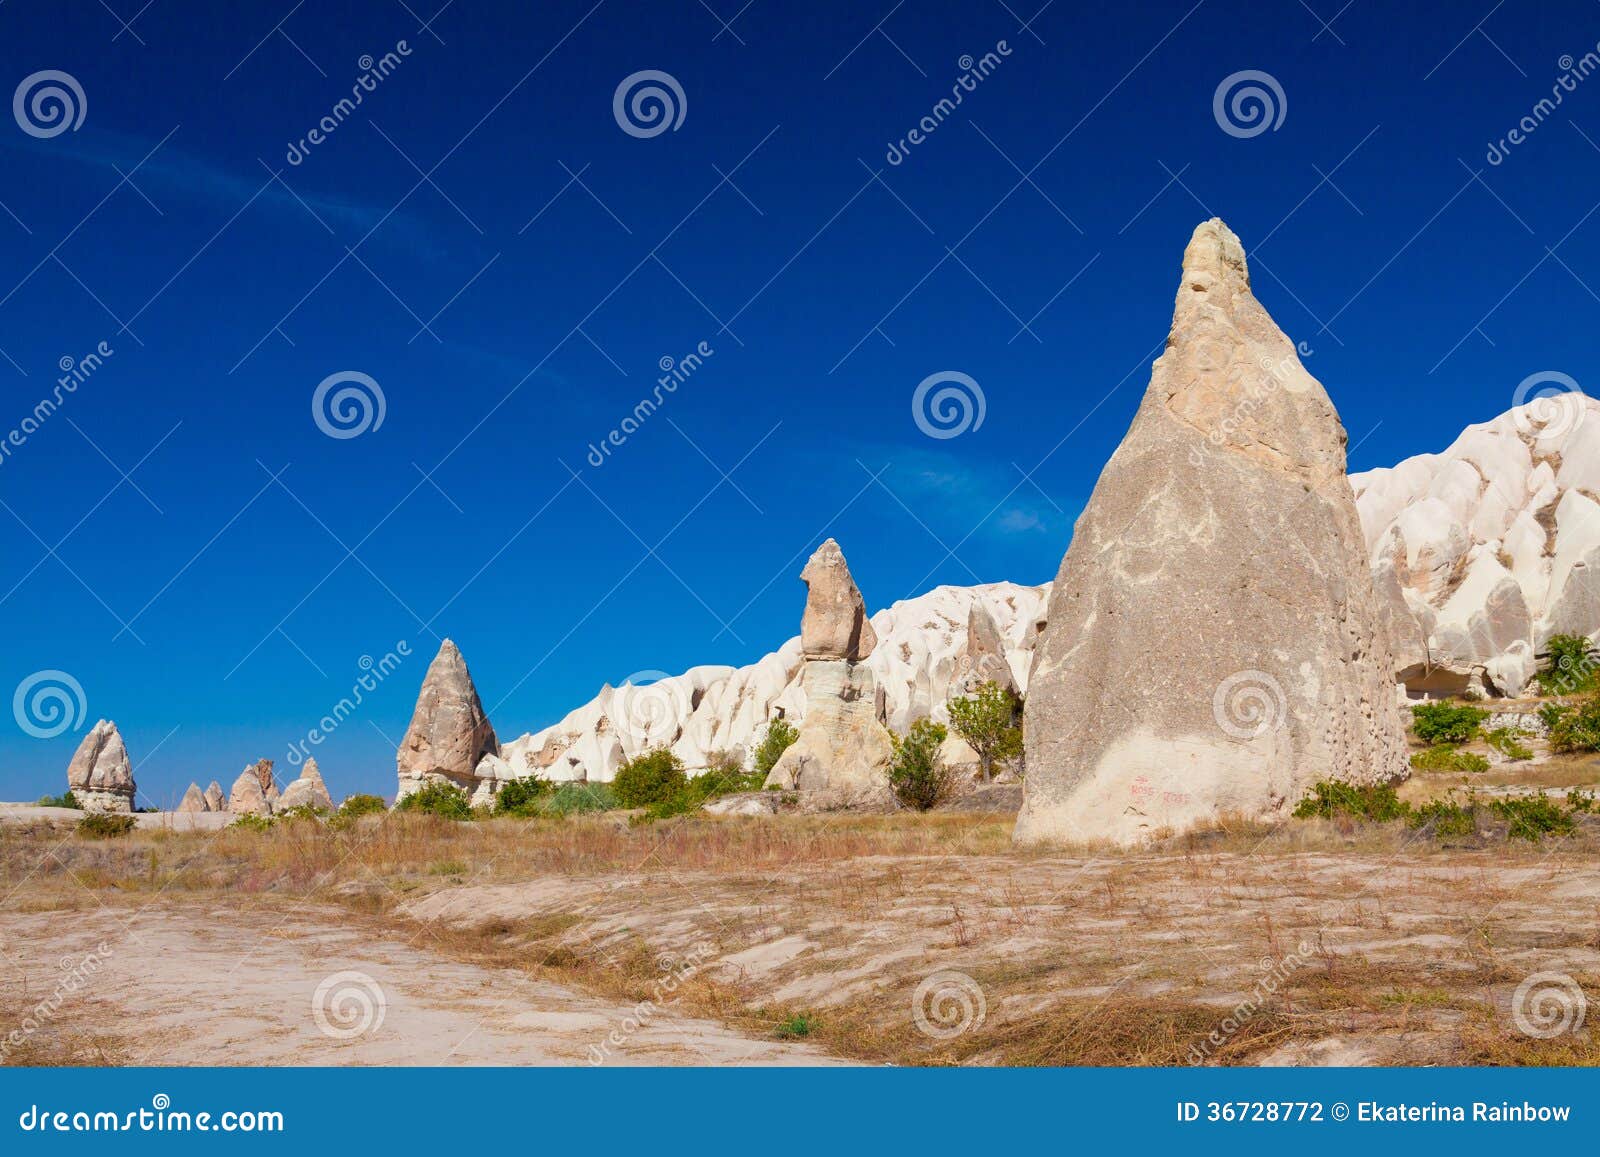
229,813 -> 275,832
494,776 -> 552,817
394,781 -> 473,820
76,813 -> 136,838
888,720 -> 957,811
1541,633 -> 1598,694
1491,794 -> 1578,841
542,782 -> 617,816
1546,693 -> 1600,753
1409,745 -> 1490,773
1565,788 -> 1597,814
752,717 -> 799,776
774,1013 -> 814,1039
612,748 -> 688,809
1410,702 -> 1488,744
429,859 -> 468,876
946,680 -> 1023,782
338,793 -> 388,817
1483,727 -> 1533,761
1292,780 -> 1410,822
275,804 -> 325,822
1407,797 -> 1478,839
36,790 -> 79,809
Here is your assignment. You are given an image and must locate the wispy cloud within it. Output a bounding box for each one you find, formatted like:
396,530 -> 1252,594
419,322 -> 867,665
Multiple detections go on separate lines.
853,442 -> 1070,542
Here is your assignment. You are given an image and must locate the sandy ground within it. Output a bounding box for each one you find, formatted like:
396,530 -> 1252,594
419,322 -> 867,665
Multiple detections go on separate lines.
0,904 -> 842,1066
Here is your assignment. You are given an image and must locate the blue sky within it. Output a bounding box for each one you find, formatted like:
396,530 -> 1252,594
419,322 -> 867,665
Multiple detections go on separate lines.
2,0 -> 1599,804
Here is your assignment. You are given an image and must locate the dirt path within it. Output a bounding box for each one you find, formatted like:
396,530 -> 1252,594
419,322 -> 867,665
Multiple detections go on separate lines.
0,903 -> 842,1066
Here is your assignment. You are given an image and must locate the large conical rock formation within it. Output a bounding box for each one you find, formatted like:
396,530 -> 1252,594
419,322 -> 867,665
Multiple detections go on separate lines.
228,763 -> 273,816
65,720 -> 135,813
1017,219 -> 1408,846
765,540 -> 893,797
278,758 -> 335,812
397,639 -> 499,799
177,783 -> 209,813
203,781 -> 226,812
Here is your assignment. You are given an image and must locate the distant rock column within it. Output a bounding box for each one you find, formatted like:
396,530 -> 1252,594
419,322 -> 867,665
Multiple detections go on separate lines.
396,639 -> 499,799
1017,219 -> 1408,847
765,540 -> 894,798
177,783 -> 210,813
278,757 -> 335,811
65,720 -> 136,813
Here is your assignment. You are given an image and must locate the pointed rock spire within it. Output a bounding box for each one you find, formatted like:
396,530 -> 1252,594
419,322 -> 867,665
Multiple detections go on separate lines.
203,781 -> 226,812
1017,219 -> 1407,847
228,765 -> 272,816
397,639 -> 499,797
65,720 -> 135,813
799,539 -> 877,662
177,783 -> 209,813
279,757 -> 335,812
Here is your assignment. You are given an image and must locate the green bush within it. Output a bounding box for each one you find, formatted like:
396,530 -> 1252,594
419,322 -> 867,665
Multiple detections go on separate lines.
1541,633 -> 1598,694
1546,693 -> 1600,753
1407,796 -> 1478,838
36,790 -> 80,809
1409,745 -> 1490,773
76,813 -> 136,838
1409,702 -> 1488,744
752,718 -> 799,776
1566,789 -> 1598,814
494,777 -> 552,817
542,782 -> 617,816
338,793 -> 388,817
888,720 -> 956,811
1483,728 -> 1533,761
1292,780 -> 1410,822
946,681 -> 1023,782
276,804 -> 326,822
229,812 -> 275,832
1491,794 -> 1578,841
612,748 -> 688,809
394,781 -> 473,820
774,1013 -> 814,1039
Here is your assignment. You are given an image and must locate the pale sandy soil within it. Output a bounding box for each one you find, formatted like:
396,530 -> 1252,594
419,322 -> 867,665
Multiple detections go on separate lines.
0,904 -> 842,1066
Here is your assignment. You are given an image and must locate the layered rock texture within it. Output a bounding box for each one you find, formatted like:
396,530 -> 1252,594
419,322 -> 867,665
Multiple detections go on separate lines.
396,639 -> 499,799
177,783 -> 210,813
65,720 -> 135,813
279,758 -> 335,811
1015,219 -> 1408,846
203,781 -> 226,812
228,765 -> 272,817
1351,394 -> 1600,696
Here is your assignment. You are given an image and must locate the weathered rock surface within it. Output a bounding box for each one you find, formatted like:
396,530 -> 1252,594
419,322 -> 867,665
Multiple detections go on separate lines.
177,783 -> 209,813
397,639 -> 499,799
203,781 -> 226,812
956,602 -> 1017,695
228,766 -> 272,816
65,720 -> 135,813
799,538 -> 878,661
1351,394 -> 1600,696
278,758 -> 334,812
1016,219 -> 1409,847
